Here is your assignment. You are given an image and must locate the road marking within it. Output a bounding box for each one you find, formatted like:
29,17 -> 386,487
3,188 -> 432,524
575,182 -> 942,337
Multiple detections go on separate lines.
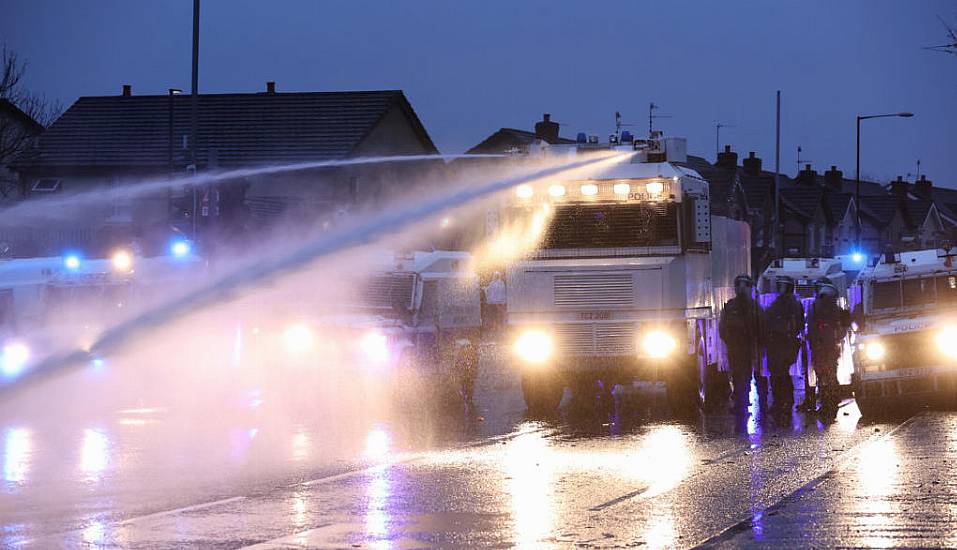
239,523 -> 338,549
692,412 -> 925,548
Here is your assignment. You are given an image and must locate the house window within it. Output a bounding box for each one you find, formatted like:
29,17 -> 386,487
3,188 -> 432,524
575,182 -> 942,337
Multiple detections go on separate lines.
31,178 -> 61,192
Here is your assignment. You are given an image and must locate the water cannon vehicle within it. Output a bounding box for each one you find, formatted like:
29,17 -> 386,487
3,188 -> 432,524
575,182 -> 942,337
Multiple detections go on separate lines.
852,248 -> 957,415
498,133 -> 750,413
252,250 -> 482,405
0,249 -> 202,383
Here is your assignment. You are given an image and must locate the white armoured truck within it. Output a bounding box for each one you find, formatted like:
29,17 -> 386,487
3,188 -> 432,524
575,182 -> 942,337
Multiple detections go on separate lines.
852,248 -> 957,415
504,137 -> 750,412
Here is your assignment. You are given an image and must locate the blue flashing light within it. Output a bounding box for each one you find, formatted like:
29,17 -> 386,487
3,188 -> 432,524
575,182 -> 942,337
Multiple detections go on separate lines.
170,239 -> 192,258
63,254 -> 81,271
851,252 -> 864,264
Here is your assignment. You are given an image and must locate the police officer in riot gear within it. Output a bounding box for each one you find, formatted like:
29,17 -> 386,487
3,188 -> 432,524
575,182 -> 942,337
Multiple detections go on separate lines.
764,275 -> 805,415
719,274 -> 766,415
807,278 -> 851,417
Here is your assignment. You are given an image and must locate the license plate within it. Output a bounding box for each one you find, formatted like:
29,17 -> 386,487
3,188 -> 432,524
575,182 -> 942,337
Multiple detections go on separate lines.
579,311 -> 612,320
900,365 -> 948,378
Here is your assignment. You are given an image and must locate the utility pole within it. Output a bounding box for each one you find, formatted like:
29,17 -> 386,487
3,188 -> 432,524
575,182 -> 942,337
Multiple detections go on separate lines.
190,0 -> 200,240
774,91 -> 781,255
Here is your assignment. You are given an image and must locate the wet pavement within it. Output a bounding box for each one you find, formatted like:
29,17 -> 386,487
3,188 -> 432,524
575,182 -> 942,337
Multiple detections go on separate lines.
2,344 -> 956,548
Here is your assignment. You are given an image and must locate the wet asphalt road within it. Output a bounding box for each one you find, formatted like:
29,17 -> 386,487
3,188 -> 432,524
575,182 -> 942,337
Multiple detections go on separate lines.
2,344 -> 956,549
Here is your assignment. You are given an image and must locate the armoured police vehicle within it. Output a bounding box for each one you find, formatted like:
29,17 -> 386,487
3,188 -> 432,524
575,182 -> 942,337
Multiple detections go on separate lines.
502,133 -> 750,413
852,248 -> 957,415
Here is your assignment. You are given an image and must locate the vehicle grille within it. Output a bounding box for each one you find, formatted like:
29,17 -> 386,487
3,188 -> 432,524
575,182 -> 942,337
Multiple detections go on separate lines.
795,283 -> 816,298
554,322 -> 636,356
359,273 -> 415,310
553,273 -> 634,307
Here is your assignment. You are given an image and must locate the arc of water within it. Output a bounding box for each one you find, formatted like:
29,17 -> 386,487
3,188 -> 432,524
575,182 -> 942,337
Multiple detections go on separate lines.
0,154 -> 503,227
0,152 -> 623,396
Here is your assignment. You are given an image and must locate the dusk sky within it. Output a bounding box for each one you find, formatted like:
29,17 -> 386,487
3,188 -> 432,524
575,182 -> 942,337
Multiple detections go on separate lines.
5,1 -> 957,185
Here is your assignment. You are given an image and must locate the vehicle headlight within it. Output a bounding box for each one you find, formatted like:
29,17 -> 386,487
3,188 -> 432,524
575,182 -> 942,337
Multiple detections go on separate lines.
360,331 -> 390,363
641,330 -> 677,359
862,341 -> 886,362
514,329 -> 553,364
111,250 -> 133,272
283,323 -> 314,353
516,184 -> 533,199
1,342 -> 30,377
936,326 -> 957,359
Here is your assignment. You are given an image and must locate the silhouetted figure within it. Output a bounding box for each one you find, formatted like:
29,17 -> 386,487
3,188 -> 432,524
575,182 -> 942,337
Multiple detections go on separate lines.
807,279 -> 850,418
720,274 -> 766,415
764,275 -> 805,415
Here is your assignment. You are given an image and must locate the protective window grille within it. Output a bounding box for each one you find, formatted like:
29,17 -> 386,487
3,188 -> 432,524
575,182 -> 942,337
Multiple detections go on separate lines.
542,203 -> 678,249
360,273 -> 416,311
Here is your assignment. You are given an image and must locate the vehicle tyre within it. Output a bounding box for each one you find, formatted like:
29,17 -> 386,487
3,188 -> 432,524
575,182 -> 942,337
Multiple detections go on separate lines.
522,372 -> 563,414
667,346 -> 705,417
852,375 -> 880,417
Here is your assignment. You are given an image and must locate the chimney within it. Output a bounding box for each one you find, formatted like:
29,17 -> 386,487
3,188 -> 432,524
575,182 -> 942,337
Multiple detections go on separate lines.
266,81 -> 276,94
534,113 -> 560,144
796,164 -> 817,186
890,175 -> 908,198
716,145 -> 738,169
824,165 -> 843,190
742,151 -> 762,176
121,84 -> 132,96
914,174 -> 933,198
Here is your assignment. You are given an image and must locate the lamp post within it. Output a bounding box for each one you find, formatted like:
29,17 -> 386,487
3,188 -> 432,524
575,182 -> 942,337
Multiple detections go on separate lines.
855,112 -> 914,249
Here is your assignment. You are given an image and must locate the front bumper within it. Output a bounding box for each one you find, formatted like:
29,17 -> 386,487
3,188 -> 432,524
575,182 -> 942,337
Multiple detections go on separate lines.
855,365 -> 957,401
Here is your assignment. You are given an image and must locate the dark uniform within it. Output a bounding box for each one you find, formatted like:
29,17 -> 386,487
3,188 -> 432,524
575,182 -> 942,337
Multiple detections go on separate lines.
719,275 -> 765,414
807,282 -> 850,415
764,276 -> 805,413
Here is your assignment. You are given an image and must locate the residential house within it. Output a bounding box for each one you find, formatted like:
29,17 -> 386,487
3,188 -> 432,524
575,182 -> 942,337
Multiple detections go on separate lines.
10,83 -> 439,257
466,113 -> 577,155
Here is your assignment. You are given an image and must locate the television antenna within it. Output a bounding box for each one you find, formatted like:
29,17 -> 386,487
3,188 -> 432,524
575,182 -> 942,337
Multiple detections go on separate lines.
715,123 -> 736,156
796,146 -> 811,172
614,111 -> 636,136
648,103 -> 672,138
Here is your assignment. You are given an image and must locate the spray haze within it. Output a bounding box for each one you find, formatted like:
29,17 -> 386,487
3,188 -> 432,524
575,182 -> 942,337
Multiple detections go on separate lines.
0,151 -> 624,505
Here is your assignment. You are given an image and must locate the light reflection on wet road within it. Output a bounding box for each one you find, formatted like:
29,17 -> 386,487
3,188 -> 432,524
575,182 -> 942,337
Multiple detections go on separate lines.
1,346 -> 955,548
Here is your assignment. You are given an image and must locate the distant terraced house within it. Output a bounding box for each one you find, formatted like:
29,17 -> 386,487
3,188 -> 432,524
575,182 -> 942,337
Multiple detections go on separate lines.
10,83 -> 438,257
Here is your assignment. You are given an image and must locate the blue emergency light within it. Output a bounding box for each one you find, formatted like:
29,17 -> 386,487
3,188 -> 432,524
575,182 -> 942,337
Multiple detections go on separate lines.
63,254 -> 81,271
170,239 -> 192,258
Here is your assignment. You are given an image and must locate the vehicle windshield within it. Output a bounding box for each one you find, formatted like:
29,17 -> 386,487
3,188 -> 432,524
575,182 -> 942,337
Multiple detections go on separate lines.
540,202 -> 679,249
871,274 -> 957,310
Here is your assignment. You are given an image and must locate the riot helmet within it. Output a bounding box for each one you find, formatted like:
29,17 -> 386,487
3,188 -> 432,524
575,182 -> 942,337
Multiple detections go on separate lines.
776,275 -> 795,296
734,274 -> 754,298
817,278 -> 839,300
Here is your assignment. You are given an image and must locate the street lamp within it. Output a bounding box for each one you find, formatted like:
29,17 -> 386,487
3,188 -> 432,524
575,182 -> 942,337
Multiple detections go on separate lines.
855,112 -> 914,248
